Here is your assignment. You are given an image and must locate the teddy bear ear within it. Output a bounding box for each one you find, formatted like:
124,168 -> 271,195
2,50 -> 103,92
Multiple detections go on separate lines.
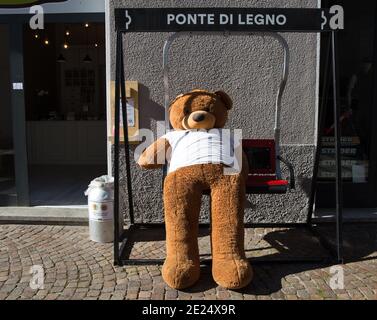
173,93 -> 184,102
215,90 -> 233,110
191,89 -> 210,93
168,93 -> 184,110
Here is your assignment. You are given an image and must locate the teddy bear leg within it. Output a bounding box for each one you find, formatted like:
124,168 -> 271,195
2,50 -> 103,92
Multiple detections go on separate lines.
210,174 -> 253,289
162,170 -> 202,290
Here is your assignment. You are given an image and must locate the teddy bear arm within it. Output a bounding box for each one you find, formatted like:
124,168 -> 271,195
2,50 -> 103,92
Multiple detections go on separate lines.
137,138 -> 171,169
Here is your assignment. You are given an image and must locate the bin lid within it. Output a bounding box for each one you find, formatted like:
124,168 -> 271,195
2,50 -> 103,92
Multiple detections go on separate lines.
85,175 -> 114,196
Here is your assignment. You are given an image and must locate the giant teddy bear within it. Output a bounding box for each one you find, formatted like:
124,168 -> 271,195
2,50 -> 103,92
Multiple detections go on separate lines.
137,89 -> 253,289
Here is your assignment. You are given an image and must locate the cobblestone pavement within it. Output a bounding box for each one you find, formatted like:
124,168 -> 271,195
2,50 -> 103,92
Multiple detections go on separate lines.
1,223 -> 377,300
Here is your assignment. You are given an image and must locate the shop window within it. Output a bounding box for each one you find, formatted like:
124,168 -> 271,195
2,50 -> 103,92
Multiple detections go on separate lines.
318,0 -> 375,185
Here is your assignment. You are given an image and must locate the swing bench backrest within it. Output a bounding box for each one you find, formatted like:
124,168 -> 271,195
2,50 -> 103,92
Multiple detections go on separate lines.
162,31 -> 295,195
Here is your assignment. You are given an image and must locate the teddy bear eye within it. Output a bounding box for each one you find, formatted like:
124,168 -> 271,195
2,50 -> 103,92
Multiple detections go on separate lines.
183,108 -> 190,115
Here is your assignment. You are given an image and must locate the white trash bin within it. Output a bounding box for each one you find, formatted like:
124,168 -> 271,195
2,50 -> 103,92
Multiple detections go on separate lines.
85,175 -> 121,243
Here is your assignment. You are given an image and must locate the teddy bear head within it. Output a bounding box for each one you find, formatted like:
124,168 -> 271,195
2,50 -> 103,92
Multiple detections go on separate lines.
168,89 -> 233,130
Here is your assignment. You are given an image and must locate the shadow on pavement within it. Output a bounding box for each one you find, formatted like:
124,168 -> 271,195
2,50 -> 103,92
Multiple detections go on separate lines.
122,223 -> 377,295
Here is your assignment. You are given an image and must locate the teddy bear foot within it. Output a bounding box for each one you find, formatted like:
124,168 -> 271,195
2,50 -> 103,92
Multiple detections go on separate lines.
212,257 -> 253,290
162,258 -> 200,290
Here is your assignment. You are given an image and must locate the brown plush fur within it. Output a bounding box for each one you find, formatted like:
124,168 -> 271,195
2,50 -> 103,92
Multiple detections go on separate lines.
169,90 -> 231,130
138,89 -> 253,290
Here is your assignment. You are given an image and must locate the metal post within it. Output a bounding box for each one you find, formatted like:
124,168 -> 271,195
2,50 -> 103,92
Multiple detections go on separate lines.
119,36 -> 135,225
113,32 -> 122,265
307,34 -> 332,224
331,31 -> 343,263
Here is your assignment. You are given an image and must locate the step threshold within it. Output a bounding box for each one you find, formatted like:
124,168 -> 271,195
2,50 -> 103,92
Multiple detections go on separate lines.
0,206 -> 88,225
314,208 -> 377,223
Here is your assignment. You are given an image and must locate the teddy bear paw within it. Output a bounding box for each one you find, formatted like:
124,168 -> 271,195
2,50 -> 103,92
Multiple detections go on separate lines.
212,257 -> 253,290
162,259 -> 200,290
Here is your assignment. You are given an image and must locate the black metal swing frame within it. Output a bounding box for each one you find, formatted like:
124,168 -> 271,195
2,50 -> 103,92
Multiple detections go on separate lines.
113,7 -> 344,266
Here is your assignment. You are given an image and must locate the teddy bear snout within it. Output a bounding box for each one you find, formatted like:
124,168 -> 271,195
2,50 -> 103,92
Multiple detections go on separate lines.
192,113 -> 205,122
185,111 -> 216,130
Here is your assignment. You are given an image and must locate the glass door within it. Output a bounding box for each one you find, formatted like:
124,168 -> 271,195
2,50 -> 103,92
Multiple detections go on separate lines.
317,0 -> 377,208
0,24 -> 17,206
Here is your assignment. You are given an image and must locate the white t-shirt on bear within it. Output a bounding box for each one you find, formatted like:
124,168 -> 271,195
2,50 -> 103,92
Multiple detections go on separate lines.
161,129 -> 242,174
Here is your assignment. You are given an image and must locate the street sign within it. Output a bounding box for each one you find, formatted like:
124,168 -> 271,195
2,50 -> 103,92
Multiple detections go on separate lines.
115,7 -> 344,33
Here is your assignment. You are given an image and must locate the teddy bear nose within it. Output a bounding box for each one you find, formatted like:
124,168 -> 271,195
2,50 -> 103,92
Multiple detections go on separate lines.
192,113 -> 205,122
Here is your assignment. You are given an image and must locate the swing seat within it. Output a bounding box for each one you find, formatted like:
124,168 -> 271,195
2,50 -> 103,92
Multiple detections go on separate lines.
243,139 -> 295,194
246,175 -> 289,194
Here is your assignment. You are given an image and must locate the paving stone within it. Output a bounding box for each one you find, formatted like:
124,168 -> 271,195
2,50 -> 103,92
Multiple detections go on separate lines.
126,293 -> 138,300
89,283 -> 103,290
87,290 -> 101,297
45,293 -> 59,300
139,291 -> 152,299
111,294 -> 125,300
102,286 -> 115,293
99,293 -> 112,300
165,290 -> 178,300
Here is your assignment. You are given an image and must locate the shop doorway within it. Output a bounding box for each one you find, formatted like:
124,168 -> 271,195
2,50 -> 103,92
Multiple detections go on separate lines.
23,18 -> 107,206
317,0 -> 377,208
